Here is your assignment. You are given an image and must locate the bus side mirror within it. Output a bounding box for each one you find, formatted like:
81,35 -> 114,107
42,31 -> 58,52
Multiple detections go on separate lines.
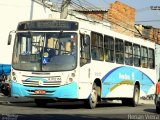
8,30 -> 16,45
7,34 -> 12,45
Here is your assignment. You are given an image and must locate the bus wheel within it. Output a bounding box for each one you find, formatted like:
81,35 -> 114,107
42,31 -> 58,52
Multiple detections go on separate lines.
86,83 -> 98,109
122,99 -> 130,106
34,99 -> 47,107
131,85 -> 140,107
156,106 -> 160,114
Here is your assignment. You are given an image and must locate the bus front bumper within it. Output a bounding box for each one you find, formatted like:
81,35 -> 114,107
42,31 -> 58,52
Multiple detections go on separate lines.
11,81 -> 78,99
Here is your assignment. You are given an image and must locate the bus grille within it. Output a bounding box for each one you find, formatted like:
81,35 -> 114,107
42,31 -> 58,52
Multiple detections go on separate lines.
22,80 -> 61,87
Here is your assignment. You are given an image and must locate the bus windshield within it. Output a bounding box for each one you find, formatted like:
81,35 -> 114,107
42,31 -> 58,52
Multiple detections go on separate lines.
12,32 -> 77,71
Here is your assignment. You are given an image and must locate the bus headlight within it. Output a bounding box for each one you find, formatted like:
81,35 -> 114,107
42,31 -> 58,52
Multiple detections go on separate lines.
13,77 -> 16,81
12,72 -> 15,76
12,72 -> 17,82
71,73 -> 75,77
69,78 -> 73,82
66,72 -> 75,84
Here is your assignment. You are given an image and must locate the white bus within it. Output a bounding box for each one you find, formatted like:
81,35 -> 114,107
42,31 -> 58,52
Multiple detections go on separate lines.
8,19 -> 156,109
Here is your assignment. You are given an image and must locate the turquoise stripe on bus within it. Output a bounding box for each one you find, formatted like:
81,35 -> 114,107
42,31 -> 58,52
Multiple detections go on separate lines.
11,81 -> 78,98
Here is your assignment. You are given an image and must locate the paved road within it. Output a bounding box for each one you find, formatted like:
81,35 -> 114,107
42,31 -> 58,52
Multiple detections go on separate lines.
0,98 -> 159,120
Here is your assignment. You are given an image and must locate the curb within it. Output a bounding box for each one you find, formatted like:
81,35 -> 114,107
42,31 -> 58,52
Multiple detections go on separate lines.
139,99 -> 154,105
0,101 -> 11,104
0,100 -> 34,104
0,96 -> 34,104
0,95 -> 155,105
106,99 -> 154,105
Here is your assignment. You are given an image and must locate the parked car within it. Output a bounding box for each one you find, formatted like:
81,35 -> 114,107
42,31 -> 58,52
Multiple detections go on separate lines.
155,95 -> 160,114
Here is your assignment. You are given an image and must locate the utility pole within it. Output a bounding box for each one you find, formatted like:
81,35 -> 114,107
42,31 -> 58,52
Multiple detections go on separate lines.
60,0 -> 71,19
30,0 -> 34,20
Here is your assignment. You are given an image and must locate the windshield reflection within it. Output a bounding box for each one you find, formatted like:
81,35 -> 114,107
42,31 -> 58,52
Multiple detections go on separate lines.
12,32 -> 77,71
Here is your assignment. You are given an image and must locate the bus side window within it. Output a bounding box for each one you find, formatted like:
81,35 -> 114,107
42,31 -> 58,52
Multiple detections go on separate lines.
148,48 -> 155,69
133,44 -> 141,67
141,46 -> 148,68
80,34 -> 90,66
91,32 -> 103,61
115,38 -> 124,64
104,35 -> 114,62
125,41 -> 133,66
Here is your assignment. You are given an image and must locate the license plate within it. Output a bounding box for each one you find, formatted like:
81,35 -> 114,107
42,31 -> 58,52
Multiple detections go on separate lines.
35,90 -> 46,94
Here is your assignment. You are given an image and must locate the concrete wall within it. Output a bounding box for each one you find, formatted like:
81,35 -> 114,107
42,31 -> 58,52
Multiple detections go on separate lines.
0,0 -> 59,65
0,0 -> 61,75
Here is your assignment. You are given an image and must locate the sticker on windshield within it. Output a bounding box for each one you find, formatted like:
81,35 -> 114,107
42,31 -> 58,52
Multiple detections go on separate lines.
42,57 -> 48,64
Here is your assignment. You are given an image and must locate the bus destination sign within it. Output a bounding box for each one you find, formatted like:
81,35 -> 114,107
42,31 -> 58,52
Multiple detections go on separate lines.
17,20 -> 78,31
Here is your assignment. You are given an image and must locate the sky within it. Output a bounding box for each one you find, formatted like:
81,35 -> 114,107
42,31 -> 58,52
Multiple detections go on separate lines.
51,0 -> 160,28
88,0 -> 160,28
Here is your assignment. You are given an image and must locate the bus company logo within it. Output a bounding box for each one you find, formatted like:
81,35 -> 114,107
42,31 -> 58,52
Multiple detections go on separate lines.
39,81 -> 43,86
119,73 -> 130,80
119,73 -> 135,80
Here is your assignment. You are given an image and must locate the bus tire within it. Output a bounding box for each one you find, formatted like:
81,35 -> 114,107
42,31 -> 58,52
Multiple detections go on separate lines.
156,106 -> 160,114
131,85 -> 140,107
122,99 -> 130,106
35,99 -> 47,107
85,83 -> 98,109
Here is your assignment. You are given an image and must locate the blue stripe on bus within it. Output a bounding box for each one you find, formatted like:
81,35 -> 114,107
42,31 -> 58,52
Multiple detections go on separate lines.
102,66 -> 122,83
101,66 -> 155,97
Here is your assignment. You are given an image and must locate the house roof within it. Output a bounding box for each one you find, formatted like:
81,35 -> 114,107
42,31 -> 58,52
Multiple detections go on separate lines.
74,9 -> 108,12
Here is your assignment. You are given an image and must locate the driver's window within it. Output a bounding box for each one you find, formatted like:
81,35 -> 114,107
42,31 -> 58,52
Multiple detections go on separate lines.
80,34 -> 91,66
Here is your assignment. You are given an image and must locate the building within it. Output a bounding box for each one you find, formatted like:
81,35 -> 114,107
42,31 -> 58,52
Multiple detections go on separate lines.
0,0 -> 59,76
135,24 -> 160,45
75,1 -> 136,37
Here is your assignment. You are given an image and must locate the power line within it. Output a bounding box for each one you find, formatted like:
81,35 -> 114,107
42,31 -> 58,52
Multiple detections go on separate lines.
50,0 -> 158,40
81,0 -> 101,9
136,6 -> 151,12
71,0 -> 100,10
136,20 -> 160,23
70,1 -> 135,31
69,0 -> 158,40
70,0 -> 89,10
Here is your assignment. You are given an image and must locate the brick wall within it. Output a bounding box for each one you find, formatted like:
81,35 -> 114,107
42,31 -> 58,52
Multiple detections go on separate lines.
107,1 -> 136,36
76,1 -> 160,43
79,11 -> 107,21
75,1 -> 160,46
76,1 -> 135,36
150,28 -> 160,44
